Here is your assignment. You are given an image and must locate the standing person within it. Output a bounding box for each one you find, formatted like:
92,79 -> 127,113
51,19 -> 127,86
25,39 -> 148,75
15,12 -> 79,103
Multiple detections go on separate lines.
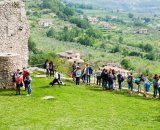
49,61 -> 54,77
127,72 -> 133,94
71,61 -> 76,82
23,68 -> 28,91
81,65 -> 87,83
46,60 -> 50,77
153,74 -> 159,98
143,77 -> 150,97
108,71 -> 114,90
158,76 -> 160,99
101,69 -> 108,90
117,71 -> 123,90
96,68 -> 102,86
15,72 -> 23,95
137,74 -> 144,94
86,64 -> 93,85
75,67 -> 81,85
12,69 -> 20,88
26,72 -> 32,96
112,69 -> 116,89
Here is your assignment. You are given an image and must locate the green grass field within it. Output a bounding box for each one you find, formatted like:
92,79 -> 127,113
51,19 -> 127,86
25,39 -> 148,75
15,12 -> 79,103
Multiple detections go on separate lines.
0,77 -> 159,130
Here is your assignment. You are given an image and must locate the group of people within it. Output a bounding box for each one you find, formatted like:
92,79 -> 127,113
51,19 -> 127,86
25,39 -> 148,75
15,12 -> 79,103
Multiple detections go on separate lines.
96,69 -> 160,98
43,59 -> 55,77
70,61 -> 160,98
17,60 -> 159,99
71,61 -> 93,86
13,68 -> 32,96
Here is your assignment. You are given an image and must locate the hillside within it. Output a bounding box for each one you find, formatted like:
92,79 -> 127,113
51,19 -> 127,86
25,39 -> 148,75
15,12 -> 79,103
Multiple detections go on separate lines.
25,0 -> 160,76
65,0 -> 160,13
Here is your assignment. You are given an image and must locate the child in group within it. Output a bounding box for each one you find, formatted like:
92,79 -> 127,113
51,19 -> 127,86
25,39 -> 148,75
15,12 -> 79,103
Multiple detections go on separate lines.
75,67 -> 81,85
15,72 -> 23,95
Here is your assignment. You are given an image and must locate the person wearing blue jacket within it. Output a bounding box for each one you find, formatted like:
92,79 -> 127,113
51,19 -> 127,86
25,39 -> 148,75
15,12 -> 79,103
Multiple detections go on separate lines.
85,64 -> 93,85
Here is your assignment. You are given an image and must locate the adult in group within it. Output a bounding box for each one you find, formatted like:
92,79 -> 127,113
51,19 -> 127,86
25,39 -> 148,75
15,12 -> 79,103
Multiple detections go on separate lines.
81,64 -> 87,83
112,69 -> 116,89
75,67 -> 81,85
127,72 -> 133,94
15,72 -> 23,95
158,76 -> 160,99
96,68 -> 102,86
153,74 -> 159,98
108,71 -> 114,90
26,72 -> 32,96
86,64 -> 93,85
23,67 -> 28,91
135,74 -> 144,94
71,61 -> 77,82
117,71 -> 123,90
49,61 -> 54,77
143,76 -> 150,97
101,69 -> 106,90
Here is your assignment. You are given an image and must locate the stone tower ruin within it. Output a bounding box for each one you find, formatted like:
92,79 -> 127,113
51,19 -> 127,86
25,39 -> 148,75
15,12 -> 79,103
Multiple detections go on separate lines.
0,0 -> 29,89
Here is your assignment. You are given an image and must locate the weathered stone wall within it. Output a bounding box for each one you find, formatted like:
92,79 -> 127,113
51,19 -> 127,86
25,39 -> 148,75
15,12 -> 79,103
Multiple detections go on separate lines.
0,53 -> 22,89
0,0 -> 29,67
0,0 -> 29,89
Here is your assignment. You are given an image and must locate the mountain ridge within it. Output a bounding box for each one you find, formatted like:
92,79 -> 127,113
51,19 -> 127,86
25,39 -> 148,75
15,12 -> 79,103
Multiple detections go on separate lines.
64,0 -> 160,13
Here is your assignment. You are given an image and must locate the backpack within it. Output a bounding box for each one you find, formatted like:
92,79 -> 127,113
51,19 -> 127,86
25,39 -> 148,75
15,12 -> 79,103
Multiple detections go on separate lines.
135,78 -> 141,85
89,67 -> 93,74
145,81 -> 150,92
15,76 -> 22,85
121,76 -> 124,82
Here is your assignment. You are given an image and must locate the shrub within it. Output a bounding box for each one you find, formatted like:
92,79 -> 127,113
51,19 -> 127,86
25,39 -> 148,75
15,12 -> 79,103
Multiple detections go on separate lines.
46,28 -> 56,38
121,59 -> 132,70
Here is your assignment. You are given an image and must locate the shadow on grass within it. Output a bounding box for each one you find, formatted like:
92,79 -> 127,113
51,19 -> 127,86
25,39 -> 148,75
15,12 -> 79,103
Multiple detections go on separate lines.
0,90 -> 26,97
86,85 -> 158,101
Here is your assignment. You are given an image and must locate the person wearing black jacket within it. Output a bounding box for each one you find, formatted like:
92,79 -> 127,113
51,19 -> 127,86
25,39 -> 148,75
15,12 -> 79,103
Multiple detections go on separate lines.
101,69 -> 108,90
127,72 -> 133,94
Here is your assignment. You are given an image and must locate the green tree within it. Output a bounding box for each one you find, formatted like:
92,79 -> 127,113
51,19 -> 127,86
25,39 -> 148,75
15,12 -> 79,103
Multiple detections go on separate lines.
28,37 -> 38,54
144,18 -> 151,23
78,36 -> 95,46
121,59 -> 132,69
111,45 -> 121,53
86,28 -> 102,39
46,28 -> 56,38
128,13 -> 134,18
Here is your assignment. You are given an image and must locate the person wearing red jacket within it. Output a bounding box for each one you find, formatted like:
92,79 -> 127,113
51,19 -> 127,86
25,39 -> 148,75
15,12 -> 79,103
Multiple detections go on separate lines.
23,68 -> 28,91
15,72 -> 23,95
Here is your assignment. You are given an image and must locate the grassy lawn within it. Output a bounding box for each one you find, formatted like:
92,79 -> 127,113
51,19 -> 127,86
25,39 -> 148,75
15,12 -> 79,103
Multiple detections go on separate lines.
0,77 -> 160,130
